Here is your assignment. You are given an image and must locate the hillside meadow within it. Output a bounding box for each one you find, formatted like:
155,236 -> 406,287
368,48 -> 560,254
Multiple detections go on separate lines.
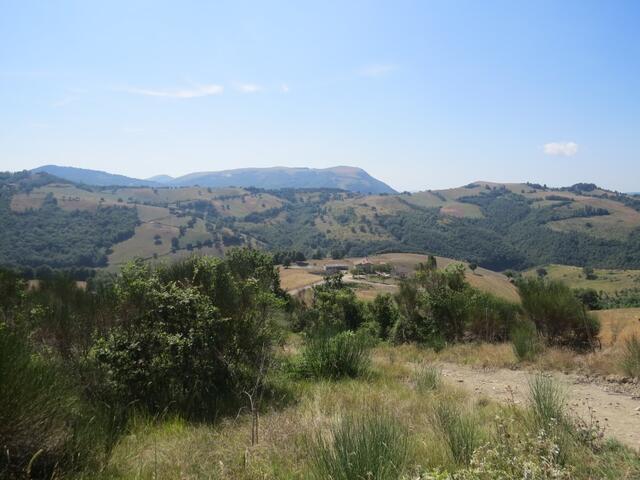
6,171 -> 640,276
4,248 -> 640,479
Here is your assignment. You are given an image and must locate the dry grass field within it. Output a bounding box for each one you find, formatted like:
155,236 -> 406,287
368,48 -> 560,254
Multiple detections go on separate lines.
524,264 -> 640,293
279,253 -> 520,303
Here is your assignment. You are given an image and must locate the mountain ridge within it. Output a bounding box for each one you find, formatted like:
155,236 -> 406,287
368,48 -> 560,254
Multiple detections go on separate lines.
31,165 -> 397,194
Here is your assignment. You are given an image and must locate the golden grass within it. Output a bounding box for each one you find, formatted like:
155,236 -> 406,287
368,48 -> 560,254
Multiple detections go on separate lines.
87,337 -> 640,479
525,264 -> 640,294
368,308 -> 640,377
594,308 -> 640,346
372,253 -> 520,302
107,222 -> 178,266
99,351 -> 488,479
278,268 -> 324,292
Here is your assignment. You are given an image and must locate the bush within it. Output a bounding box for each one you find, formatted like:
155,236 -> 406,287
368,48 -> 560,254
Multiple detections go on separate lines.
433,401 -> 483,466
298,331 -> 371,379
0,324 -> 105,478
393,264 -> 520,345
511,320 -> 543,361
308,410 -> 408,480
517,278 -> 600,350
367,293 -> 399,339
467,292 -> 520,342
393,264 -> 470,344
621,335 -> 640,378
91,251 -> 284,418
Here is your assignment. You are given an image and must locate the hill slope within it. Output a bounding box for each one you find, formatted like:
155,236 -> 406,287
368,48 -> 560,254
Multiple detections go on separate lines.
5,173 -> 640,273
32,165 -> 159,187
162,166 -> 396,194
31,165 -> 396,194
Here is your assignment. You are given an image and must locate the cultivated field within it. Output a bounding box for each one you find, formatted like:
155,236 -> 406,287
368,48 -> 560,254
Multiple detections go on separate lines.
280,252 -> 520,302
525,264 -> 640,293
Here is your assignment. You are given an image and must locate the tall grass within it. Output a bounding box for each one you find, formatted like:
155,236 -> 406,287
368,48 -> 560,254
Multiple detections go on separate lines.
415,363 -> 441,392
299,331 -> 371,379
0,324 -> 107,478
621,335 -> 640,378
528,374 -> 566,429
308,410 -> 408,480
511,320 -> 543,361
433,401 -> 483,466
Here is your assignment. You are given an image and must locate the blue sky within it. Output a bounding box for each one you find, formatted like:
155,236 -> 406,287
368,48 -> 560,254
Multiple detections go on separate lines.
1,0 -> 639,191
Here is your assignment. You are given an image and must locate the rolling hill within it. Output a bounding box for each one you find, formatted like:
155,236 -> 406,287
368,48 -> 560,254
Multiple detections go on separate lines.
31,165 -> 397,194
32,165 -> 160,187
4,171 -> 640,276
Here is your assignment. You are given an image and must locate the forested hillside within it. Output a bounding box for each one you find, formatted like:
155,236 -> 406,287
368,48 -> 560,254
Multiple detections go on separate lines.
3,171 -> 640,273
0,172 -> 139,273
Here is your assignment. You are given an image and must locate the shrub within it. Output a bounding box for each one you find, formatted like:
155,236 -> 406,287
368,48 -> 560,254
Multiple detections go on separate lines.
621,335 -> 640,378
308,411 -> 408,480
0,324 -> 105,478
393,265 -> 471,344
415,363 -> 441,392
433,401 -> 483,466
91,251 -> 284,418
517,278 -> 600,350
298,331 -> 371,379
367,293 -> 399,339
511,320 -> 543,361
467,292 -> 520,342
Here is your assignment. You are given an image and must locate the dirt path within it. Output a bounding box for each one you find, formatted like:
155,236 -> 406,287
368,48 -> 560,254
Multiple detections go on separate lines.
440,363 -> 640,450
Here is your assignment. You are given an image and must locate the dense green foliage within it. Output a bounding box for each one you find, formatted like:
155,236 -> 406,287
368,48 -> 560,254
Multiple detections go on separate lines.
0,324 -> 107,478
0,175 -> 138,270
0,249 -> 285,478
518,278 -> 600,349
392,263 -> 519,345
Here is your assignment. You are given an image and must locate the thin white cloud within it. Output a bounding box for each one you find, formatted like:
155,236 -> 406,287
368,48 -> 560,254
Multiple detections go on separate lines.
543,141 -> 579,157
280,83 -> 290,93
358,64 -> 397,77
124,84 -> 224,98
235,83 -> 263,93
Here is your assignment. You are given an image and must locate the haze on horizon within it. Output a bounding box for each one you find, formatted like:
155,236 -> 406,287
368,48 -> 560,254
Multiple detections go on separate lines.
1,1 -> 639,192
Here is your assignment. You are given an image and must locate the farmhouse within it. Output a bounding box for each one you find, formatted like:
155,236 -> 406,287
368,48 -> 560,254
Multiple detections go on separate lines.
324,263 -> 349,274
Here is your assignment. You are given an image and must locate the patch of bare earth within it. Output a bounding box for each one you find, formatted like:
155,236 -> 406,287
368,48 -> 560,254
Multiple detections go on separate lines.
439,362 -> 640,449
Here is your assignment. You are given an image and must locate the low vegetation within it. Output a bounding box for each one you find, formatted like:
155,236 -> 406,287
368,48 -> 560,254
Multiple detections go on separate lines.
621,335 -> 640,378
307,410 -> 409,480
297,330 -> 371,379
1,249 -> 639,479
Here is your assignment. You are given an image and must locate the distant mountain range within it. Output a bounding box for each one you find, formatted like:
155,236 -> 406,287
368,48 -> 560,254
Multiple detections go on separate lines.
31,165 -> 397,194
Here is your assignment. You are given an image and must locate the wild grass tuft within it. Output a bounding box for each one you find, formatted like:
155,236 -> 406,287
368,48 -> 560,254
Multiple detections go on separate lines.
511,320 -> 543,361
432,401 -> 483,466
415,363 -> 441,392
621,335 -> 640,378
528,374 -> 566,429
298,330 -> 371,379
307,410 -> 409,480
